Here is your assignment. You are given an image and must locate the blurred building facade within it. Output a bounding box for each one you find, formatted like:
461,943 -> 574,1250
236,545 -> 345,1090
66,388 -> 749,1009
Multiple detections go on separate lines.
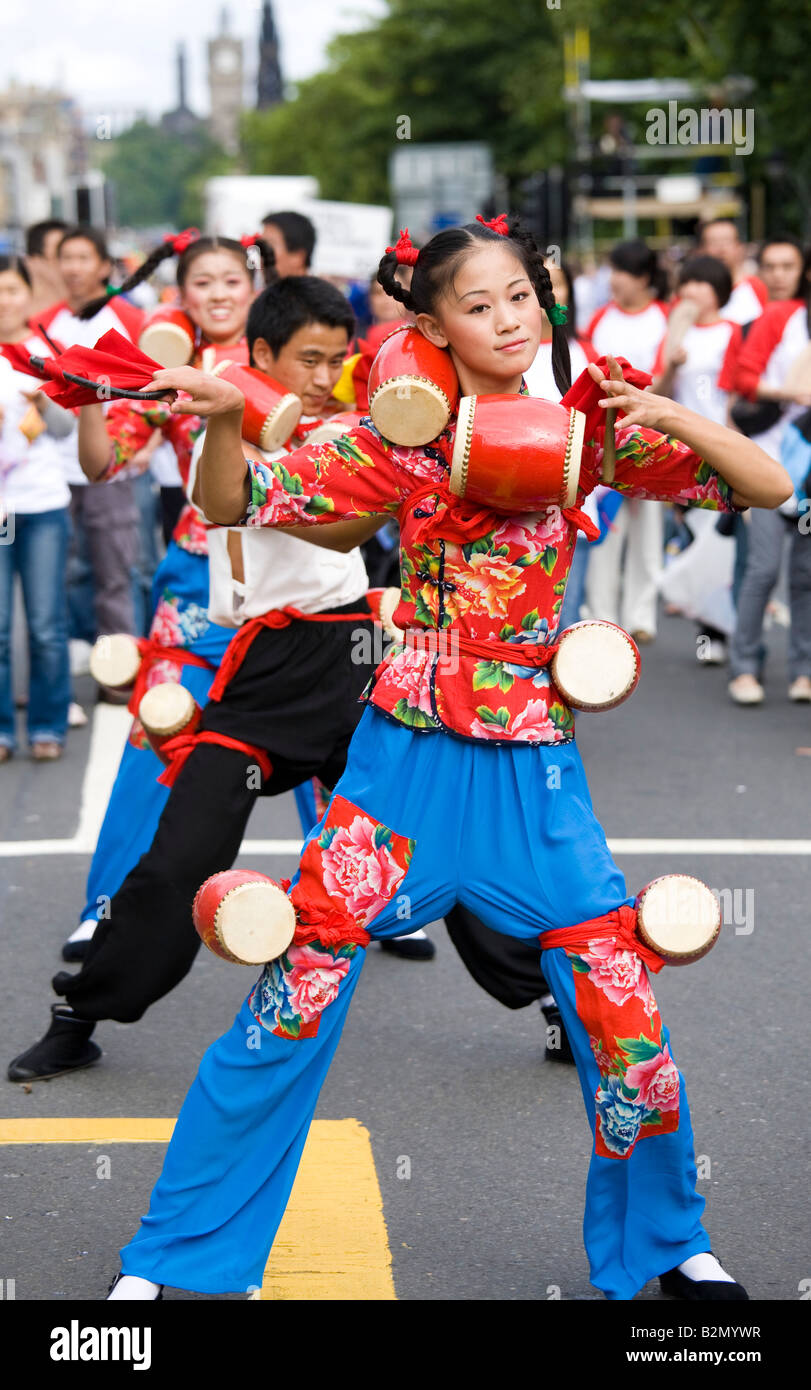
0,82 -> 86,241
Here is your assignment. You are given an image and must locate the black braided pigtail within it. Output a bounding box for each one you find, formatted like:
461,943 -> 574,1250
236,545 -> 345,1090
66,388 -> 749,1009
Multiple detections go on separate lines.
506,214 -> 571,397
376,250 -> 418,313
253,236 -> 278,287
77,240 -> 177,321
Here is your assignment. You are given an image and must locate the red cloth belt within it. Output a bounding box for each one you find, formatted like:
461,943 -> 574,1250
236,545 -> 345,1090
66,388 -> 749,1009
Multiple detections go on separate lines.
128,639 -> 216,716
157,730 -> 273,788
403,626 -> 559,668
540,903 -> 666,974
292,904 -> 371,951
401,483 -> 600,545
207,603 -> 373,703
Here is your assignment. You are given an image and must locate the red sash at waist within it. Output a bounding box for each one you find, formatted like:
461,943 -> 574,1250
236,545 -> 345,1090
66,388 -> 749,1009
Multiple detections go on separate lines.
207,602 -> 374,703
403,626 -> 560,668
541,904 -> 665,973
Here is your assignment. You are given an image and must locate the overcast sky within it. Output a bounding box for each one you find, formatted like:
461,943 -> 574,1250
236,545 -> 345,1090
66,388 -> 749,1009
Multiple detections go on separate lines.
1,0 -> 386,122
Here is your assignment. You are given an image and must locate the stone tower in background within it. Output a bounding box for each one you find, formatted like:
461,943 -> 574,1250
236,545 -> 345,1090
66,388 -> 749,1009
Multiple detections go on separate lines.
257,2 -> 284,109
207,8 -> 243,155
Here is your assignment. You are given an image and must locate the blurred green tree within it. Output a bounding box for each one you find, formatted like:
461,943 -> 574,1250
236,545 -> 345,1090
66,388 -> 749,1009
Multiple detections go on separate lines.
97,121 -> 233,227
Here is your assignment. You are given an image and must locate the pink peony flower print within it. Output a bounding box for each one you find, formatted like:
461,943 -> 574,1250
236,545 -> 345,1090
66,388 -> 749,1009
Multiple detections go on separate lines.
581,940 -> 649,1007
377,647 -> 434,717
624,1044 -> 680,1113
285,944 -> 350,1023
678,476 -> 728,509
321,815 -> 406,926
494,507 -> 568,555
146,659 -> 181,690
149,598 -> 183,647
250,485 -> 316,527
512,698 -> 556,741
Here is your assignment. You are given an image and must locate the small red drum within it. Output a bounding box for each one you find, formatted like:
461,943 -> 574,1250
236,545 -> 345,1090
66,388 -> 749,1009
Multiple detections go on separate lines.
450,394 -> 585,512
303,411 -> 365,446
551,621 -> 640,712
137,682 -> 201,762
193,870 -> 296,965
197,340 -> 250,372
139,307 -> 196,368
368,324 -> 459,446
367,586 -> 405,641
212,360 -> 302,452
636,874 -> 721,965
89,633 -> 142,692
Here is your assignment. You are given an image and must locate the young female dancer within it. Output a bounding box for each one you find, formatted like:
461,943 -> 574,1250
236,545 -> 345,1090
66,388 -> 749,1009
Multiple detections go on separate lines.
107,216 -> 789,1303
59,234 -> 269,962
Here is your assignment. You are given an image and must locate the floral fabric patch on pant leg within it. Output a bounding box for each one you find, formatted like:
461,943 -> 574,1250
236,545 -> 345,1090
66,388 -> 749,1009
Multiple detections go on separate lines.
568,942 -> 680,1159
250,794 -> 416,1040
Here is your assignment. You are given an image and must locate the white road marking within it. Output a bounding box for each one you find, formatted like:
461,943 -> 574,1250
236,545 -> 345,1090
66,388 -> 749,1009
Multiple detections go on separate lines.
1,708 -> 809,860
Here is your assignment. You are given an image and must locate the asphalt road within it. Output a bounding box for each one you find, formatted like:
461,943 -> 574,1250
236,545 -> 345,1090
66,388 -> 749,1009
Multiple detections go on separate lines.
1,613 -> 809,1302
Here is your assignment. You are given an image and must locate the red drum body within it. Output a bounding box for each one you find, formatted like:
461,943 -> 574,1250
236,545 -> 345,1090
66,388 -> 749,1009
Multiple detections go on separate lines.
89,633 -> 142,692
193,870 -> 297,965
450,394 -> 584,512
139,307 -> 196,368
304,411 -> 365,446
635,875 -> 721,965
197,340 -> 250,372
368,324 -> 459,446
551,621 -> 640,712
137,682 -> 201,762
367,586 -> 405,641
212,361 -> 302,452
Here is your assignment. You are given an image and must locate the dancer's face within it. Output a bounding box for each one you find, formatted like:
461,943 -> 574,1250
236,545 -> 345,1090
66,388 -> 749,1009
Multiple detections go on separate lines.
0,269 -> 32,337
254,322 -> 350,418
179,251 -> 253,344
416,243 -> 542,397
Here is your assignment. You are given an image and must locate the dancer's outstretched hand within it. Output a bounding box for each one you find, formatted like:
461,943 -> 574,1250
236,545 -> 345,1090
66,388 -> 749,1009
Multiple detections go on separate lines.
149,366 -> 245,418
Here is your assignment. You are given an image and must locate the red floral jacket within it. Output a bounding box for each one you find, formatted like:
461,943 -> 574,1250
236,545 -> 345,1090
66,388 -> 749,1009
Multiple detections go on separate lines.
240,396 -> 737,745
99,399 -> 209,556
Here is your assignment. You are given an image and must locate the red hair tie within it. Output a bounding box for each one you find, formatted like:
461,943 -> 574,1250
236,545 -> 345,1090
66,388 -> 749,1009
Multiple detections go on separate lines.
164,228 -> 200,255
476,213 -> 510,237
385,228 -> 420,266
240,233 -> 259,248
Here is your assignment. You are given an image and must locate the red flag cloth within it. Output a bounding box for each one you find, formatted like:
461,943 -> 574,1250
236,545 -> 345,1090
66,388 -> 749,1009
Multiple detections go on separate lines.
39,329 -> 166,407
0,342 -> 66,382
561,356 -> 652,439
540,903 -> 666,974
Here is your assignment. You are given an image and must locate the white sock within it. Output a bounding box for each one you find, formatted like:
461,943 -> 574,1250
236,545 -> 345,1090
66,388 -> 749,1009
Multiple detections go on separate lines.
389,928 -> 427,942
66,919 -> 99,945
107,1274 -> 161,1301
678,1253 -> 735,1284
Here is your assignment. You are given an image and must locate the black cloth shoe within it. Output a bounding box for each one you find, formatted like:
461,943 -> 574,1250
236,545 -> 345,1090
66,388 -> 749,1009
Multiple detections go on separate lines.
61,937 -> 92,963
107,1272 -> 163,1301
659,1263 -> 749,1301
7,1004 -> 100,1082
541,1000 -> 575,1064
380,934 -> 436,961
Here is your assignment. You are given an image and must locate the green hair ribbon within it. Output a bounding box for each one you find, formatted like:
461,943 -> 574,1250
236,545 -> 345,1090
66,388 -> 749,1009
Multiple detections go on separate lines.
547,302 -> 569,326
105,284 -> 123,299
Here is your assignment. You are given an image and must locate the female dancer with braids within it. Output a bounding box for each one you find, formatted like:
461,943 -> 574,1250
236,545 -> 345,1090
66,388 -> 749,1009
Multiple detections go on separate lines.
57,233 -> 273,966
105,214 -> 790,1303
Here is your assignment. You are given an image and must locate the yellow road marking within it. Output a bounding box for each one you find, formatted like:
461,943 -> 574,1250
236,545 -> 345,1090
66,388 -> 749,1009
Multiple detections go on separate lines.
0,1116 -> 395,1301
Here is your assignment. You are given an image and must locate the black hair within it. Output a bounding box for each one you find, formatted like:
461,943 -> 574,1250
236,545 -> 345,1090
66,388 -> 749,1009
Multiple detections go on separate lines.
545,257 -> 578,341
25,219 -> 68,257
261,211 -> 316,268
609,239 -> 669,300
677,254 -> 733,310
76,234 -> 276,321
247,275 -> 355,361
375,213 -> 571,397
58,225 -> 111,262
0,255 -> 32,288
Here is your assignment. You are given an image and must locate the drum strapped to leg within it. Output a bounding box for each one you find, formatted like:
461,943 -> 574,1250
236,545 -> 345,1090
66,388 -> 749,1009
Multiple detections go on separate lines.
542,874 -> 721,968
449,394 -> 585,511
89,633 -> 143,693
193,871 -> 296,966
137,682 -> 202,762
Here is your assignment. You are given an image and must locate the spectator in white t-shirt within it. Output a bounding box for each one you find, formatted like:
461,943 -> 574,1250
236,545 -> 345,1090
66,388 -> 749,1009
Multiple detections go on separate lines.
35,226 -> 144,658
584,239 -> 670,643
